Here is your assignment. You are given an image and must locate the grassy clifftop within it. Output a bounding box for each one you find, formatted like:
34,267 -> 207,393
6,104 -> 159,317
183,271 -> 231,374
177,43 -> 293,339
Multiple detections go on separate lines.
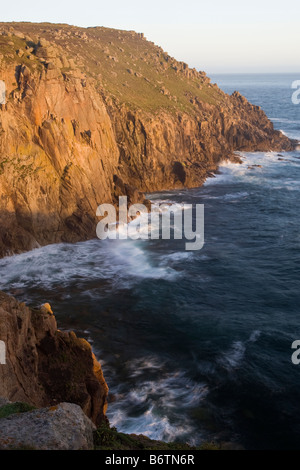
0,22 -> 294,257
0,22 -> 225,112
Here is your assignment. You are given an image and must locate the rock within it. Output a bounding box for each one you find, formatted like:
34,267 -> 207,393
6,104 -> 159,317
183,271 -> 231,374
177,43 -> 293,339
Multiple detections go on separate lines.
0,292 -> 108,426
40,303 -> 54,315
0,22 -> 295,259
13,31 -> 25,39
248,164 -> 262,169
45,61 -> 55,70
0,398 -> 10,407
61,56 -> 70,68
39,38 -> 50,48
0,403 -> 95,450
160,87 -> 170,95
46,67 -> 61,80
108,55 -> 118,62
52,57 -> 63,68
68,58 -> 76,68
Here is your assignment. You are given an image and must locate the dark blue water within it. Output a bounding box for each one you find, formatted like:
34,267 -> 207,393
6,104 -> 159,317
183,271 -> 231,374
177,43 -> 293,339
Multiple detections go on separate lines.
1,74 -> 300,449
211,73 -> 300,140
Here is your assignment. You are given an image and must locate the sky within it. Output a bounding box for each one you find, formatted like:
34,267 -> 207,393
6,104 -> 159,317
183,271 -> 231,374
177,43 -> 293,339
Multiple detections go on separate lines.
1,0 -> 300,73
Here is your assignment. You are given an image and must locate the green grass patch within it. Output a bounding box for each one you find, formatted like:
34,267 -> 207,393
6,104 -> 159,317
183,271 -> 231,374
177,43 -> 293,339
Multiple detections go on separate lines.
0,402 -> 36,419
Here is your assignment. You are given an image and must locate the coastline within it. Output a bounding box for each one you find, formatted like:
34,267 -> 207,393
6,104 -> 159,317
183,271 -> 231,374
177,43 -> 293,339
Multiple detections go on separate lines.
0,23 -> 298,449
1,146 -> 298,446
0,22 -> 295,258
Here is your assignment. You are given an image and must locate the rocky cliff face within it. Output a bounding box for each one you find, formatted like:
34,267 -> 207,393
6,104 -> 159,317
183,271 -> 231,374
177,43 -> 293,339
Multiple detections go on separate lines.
0,291 -> 108,426
0,22 -> 295,256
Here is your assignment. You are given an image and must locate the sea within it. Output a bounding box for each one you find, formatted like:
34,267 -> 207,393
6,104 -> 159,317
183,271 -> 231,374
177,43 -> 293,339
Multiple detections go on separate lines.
0,73 -> 299,449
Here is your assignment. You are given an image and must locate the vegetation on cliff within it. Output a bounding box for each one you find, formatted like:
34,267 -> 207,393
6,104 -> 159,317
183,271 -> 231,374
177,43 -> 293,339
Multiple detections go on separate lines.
0,22 -> 295,257
93,422 -> 224,450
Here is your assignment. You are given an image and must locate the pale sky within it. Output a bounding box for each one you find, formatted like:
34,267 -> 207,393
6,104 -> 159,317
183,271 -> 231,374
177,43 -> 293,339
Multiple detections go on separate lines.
1,0 -> 299,73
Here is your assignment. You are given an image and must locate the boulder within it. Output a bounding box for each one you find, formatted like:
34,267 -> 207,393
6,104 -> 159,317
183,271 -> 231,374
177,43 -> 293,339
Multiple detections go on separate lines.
0,402 -> 95,450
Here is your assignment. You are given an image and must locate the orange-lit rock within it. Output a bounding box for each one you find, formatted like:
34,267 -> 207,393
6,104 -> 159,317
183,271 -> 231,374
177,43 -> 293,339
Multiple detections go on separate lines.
0,291 -> 108,426
0,23 -> 295,257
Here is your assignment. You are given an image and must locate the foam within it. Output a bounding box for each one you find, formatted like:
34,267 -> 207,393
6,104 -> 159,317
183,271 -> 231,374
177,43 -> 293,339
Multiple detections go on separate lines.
0,237 -> 181,295
106,360 -> 209,444
219,330 -> 261,371
219,341 -> 246,370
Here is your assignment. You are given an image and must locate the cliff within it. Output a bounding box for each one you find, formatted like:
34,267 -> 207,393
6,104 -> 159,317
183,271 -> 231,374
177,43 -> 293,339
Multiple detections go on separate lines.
0,291 -> 108,426
0,22 -> 295,256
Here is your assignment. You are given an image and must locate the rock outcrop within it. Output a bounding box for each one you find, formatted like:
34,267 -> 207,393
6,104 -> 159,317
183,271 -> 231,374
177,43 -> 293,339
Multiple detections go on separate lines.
0,402 -> 96,450
0,22 -> 295,257
0,291 -> 108,426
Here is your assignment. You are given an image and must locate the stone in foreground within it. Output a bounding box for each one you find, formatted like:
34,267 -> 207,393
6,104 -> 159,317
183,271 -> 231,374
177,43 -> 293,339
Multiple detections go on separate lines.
0,402 -> 96,450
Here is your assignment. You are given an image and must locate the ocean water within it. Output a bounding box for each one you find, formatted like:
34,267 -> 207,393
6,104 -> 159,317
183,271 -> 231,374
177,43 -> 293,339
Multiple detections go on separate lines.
1,74 -> 300,449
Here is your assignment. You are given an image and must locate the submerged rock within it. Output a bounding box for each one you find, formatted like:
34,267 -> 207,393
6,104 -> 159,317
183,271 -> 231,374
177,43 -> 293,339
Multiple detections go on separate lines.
248,164 -> 262,169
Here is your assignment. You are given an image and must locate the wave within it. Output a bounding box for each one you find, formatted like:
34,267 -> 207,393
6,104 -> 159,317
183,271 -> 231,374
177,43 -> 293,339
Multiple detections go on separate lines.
108,406 -> 195,443
105,357 -> 209,444
202,191 -> 249,201
0,238 -> 179,295
202,151 -> 300,193
219,331 -> 261,371
271,118 -> 300,125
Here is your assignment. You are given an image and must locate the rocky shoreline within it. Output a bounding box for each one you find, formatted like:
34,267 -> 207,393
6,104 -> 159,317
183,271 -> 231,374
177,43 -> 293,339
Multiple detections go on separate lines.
0,22 -> 295,258
0,22 -> 296,450
0,293 -> 228,450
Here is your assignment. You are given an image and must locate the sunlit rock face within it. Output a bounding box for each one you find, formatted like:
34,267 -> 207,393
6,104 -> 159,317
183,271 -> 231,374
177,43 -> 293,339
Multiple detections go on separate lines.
0,23 -> 294,257
0,291 -> 108,426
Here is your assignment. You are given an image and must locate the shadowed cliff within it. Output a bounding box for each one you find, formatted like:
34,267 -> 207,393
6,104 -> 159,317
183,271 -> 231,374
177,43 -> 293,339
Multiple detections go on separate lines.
0,22 -> 295,256
0,291 -> 108,426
